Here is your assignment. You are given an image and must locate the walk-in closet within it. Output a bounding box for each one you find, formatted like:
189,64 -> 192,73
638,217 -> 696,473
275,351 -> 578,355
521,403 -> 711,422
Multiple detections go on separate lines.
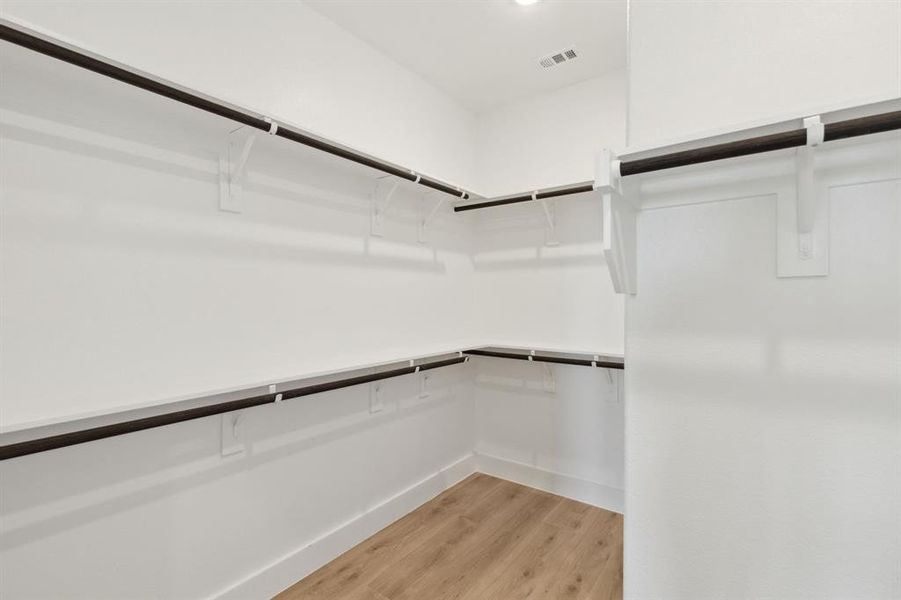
1,1 -> 899,599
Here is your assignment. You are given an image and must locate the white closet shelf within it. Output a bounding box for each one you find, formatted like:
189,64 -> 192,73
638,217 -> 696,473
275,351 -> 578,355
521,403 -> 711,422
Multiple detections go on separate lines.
0,20 -> 474,202
5,19 -> 898,220
0,346 -> 623,461
0,351 -> 471,461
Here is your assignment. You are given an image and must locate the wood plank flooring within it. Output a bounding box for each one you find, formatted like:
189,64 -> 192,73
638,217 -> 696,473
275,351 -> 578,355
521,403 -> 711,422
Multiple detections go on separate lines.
275,473 -> 623,600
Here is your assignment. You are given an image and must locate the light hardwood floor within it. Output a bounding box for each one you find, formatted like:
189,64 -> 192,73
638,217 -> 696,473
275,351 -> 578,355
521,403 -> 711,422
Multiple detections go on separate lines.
275,473 -> 623,600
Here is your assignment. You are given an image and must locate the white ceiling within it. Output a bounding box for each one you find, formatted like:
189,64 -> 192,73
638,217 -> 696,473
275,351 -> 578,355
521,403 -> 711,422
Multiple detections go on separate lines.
305,0 -> 627,114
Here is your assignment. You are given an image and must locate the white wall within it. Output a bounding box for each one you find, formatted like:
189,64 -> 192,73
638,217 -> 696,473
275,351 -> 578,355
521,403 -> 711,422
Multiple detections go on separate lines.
0,0 -> 480,430
472,195 -> 624,353
0,1 -> 630,597
628,0 -> 901,148
470,73 -> 627,513
474,358 -> 624,513
1,365 -> 475,599
476,71 -> 627,197
0,2 -> 481,597
626,1 -> 901,598
469,199 -> 626,513
628,168 -> 901,599
473,71 -> 626,353
0,57 -> 477,429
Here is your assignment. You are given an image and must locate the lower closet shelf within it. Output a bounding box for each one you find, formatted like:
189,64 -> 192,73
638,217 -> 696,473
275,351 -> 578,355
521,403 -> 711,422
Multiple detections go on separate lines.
0,352 -> 469,461
0,346 -> 624,461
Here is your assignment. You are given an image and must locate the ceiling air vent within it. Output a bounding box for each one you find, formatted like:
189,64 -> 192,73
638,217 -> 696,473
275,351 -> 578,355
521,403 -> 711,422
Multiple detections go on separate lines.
539,46 -> 578,69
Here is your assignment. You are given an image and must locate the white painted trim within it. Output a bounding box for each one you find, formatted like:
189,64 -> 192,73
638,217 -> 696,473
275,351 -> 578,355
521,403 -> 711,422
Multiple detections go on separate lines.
211,452 -> 621,599
474,453 -> 624,515
212,453 -> 477,600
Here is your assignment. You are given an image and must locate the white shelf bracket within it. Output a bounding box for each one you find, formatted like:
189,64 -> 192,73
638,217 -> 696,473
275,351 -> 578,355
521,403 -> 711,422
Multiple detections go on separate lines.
797,116 -> 824,257
419,371 -> 431,399
370,177 -> 400,237
536,193 -> 559,247
369,382 -> 384,414
418,189 -> 461,243
218,122 -> 275,214
777,115 -> 829,277
605,369 -> 620,403
542,362 -> 556,393
220,411 -> 246,457
596,148 -> 636,294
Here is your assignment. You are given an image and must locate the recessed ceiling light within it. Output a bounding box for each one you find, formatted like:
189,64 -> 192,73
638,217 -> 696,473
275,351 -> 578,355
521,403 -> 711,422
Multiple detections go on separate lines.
515,0 -> 540,5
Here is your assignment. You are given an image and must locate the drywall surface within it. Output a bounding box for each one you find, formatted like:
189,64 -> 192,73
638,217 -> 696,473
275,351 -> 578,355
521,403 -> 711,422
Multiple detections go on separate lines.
470,72 -> 627,517
628,0 -> 901,148
472,195 -> 623,353
0,106 -> 477,427
1,365 -> 475,599
476,72 -> 627,197
0,0 -> 478,190
474,358 -> 624,513
472,72 -> 626,353
626,180 -> 901,599
0,11 -> 479,430
0,3 -> 629,598
0,53 -> 478,599
469,188 -> 625,516
0,4 -> 482,597
626,3 -> 901,596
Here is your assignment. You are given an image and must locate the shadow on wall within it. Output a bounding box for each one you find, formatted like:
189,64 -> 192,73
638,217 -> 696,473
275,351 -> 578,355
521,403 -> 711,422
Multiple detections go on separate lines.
1,118 -> 465,274
1,44 -> 474,278
0,50 -> 479,484
469,187 -> 623,354
627,179 -> 901,597
471,192 -> 606,271
473,357 -> 624,493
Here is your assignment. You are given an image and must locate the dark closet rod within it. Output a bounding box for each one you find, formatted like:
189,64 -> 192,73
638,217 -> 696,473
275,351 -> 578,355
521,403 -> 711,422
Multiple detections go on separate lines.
465,347 -> 624,370
455,109 -> 901,212
454,183 -> 596,213
0,22 -> 471,200
0,355 -> 468,461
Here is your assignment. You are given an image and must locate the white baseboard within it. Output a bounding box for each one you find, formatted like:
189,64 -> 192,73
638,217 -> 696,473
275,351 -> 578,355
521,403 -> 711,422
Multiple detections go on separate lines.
213,452 -> 619,599
475,453 -> 624,514
214,453 -> 476,600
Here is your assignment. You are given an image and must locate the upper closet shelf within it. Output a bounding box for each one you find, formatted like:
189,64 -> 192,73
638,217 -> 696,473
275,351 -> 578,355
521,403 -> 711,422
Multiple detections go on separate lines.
0,345 -> 622,461
0,20 -> 473,201
455,103 -> 901,212
3,21 -> 899,216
